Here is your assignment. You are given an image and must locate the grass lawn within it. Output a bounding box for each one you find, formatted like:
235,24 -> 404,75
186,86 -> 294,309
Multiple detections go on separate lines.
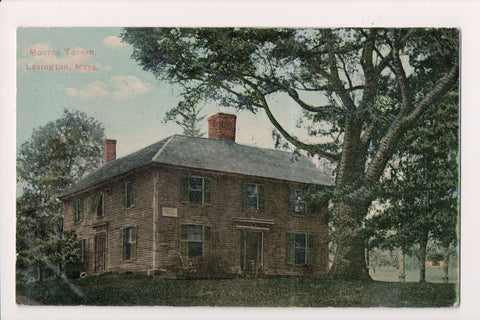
16,273 -> 458,307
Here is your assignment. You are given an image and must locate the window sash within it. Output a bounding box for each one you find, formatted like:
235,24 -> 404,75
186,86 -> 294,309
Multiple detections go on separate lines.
74,198 -> 82,222
189,176 -> 204,204
96,193 -> 104,217
180,224 -> 211,259
125,181 -> 134,208
123,227 -> 136,260
247,183 -> 259,210
294,189 -> 307,214
294,232 -> 307,265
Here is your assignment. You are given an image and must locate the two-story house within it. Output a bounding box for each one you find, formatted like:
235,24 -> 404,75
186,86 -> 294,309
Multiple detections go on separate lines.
60,113 -> 334,278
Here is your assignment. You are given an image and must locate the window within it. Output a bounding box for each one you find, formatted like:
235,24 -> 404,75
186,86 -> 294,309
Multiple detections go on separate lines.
124,180 -> 134,208
294,233 -> 307,264
96,192 -> 104,217
290,189 -> 307,214
189,176 -> 204,204
181,175 -> 211,205
80,239 -> 88,263
242,183 -> 265,210
180,224 -> 211,259
247,183 -> 259,210
287,232 -> 314,265
74,198 -> 83,222
122,226 -> 137,261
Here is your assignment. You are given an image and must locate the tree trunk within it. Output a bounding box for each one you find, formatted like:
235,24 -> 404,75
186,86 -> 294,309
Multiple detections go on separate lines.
443,248 -> 450,283
329,232 -> 371,280
419,236 -> 427,282
398,248 -> 406,282
328,201 -> 371,281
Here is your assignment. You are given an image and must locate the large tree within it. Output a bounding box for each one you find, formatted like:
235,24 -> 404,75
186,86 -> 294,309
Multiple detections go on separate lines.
122,28 -> 459,280
17,109 -> 105,281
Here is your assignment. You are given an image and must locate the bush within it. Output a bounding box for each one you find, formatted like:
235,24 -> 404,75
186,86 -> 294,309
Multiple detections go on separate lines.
192,255 -> 233,279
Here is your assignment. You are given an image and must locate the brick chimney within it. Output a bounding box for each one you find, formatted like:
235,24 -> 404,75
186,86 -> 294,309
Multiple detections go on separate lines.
103,139 -> 117,163
208,113 -> 237,142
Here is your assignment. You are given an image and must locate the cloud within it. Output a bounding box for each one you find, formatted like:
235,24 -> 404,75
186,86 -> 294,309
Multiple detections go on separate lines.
102,36 -> 127,49
64,81 -> 110,100
109,75 -> 154,100
64,76 -> 153,101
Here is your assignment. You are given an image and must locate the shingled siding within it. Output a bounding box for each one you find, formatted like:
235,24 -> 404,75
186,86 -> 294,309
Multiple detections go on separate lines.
63,167 -> 155,275
154,165 -> 328,278
63,163 -> 328,277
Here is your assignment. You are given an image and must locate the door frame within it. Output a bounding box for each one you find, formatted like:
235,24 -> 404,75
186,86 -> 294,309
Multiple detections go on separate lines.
239,230 -> 264,273
94,232 -> 107,272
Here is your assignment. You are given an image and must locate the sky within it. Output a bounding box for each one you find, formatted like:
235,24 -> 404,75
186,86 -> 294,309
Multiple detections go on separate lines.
16,27 -> 309,158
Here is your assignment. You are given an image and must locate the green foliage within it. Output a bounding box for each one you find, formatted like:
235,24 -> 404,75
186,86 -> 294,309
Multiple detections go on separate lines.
16,109 -> 105,282
366,92 -> 459,254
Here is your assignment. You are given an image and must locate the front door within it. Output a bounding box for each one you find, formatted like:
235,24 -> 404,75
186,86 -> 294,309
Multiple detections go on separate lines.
94,233 -> 106,272
240,231 -> 263,273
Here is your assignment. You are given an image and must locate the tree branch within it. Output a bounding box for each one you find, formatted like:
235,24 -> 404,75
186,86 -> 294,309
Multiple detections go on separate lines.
283,86 -> 342,113
325,30 -> 357,110
359,29 -> 377,112
240,77 -> 342,161
365,61 -> 459,183
392,31 -> 412,114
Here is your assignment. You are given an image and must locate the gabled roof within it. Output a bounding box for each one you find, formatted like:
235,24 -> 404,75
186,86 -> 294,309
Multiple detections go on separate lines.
61,134 -> 334,197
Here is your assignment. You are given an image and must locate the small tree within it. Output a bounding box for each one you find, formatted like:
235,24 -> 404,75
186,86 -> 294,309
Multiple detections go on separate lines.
17,109 -> 105,281
165,98 -> 206,137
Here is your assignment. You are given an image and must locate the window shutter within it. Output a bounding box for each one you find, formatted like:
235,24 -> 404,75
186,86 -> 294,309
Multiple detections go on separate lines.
307,233 -> 314,265
204,178 -> 211,204
287,232 -> 295,263
85,238 -> 89,263
79,198 -> 83,220
86,238 -> 90,263
204,225 -> 211,256
204,225 -> 212,242
132,226 -> 138,259
241,183 -> 248,209
289,189 -> 296,213
181,175 -> 190,203
180,224 -> 188,240
179,225 -> 188,256
123,183 -> 126,209
258,184 -> 265,210
122,228 -> 126,260
130,181 -> 135,207
90,193 -> 99,213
